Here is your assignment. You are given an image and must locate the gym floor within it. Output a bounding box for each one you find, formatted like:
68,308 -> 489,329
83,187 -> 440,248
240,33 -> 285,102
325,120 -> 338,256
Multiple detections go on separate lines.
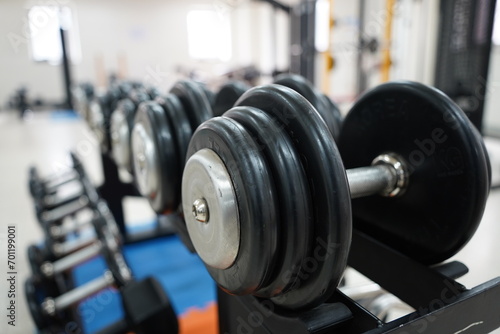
0,110 -> 499,334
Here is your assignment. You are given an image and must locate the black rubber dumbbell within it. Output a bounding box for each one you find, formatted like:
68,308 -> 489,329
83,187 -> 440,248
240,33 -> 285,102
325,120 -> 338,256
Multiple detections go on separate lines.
26,275 -> 178,334
110,87 -> 159,173
181,81 -> 490,311
26,241 -> 133,332
130,80 -> 249,214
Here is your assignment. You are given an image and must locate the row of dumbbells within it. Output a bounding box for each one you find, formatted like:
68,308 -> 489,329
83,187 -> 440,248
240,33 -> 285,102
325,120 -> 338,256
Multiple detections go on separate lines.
26,154 -> 178,333
74,75 -> 491,312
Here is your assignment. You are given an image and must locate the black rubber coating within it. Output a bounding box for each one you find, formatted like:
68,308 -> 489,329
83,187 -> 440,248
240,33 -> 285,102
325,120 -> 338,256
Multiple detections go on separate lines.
28,244 -> 43,282
186,117 -> 279,295
338,81 -> 490,264
170,80 -> 213,132
213,81 -> 250,117
225,107 -> 312,298
156,94 -> 193,170
25,277 -> 49,330
236,84 -> 352,310
134,101 -> 179,213
274,73 -> 341,139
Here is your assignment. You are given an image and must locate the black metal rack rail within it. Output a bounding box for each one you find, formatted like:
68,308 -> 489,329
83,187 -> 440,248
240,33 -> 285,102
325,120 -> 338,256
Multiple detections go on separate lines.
218,226 -> 500,334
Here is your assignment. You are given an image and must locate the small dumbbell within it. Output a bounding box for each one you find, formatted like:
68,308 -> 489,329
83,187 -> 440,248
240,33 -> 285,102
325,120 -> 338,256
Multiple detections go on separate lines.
131,80 -> 249,214
26,243 -> 132,332
110,87 -> 159,172
72,82 -> 95,122
89,82 -> 137,153
26,275 -> 178,334
181,82 -> 490,310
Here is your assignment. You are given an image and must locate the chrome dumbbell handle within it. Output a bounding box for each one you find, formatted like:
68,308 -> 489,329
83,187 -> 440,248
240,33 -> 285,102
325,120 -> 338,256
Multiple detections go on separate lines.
42,271 -> 114,316
41,241 -> 103,277
41,196 -> 89,222
346,154 -> 408,199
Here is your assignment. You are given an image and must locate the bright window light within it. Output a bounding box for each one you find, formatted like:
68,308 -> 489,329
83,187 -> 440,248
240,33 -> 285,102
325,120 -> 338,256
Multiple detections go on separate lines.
315,0 -> 330,52
28,6 -> 81,64
494,3 -> 500,45
187,9 -> 232,61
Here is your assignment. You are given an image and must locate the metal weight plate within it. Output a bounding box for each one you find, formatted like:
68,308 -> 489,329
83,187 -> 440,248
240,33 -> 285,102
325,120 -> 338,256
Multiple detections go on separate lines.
155,94 -> 193,169
225,107 -> 312,298
170,80 -> 213,132
110,99 -> 137,172
213,81 -> 250,117
183,117 -> 279,295
132,102 -> 180,213
236,85 -> 352,310
274,74 -> 340,138
338,81 -> 490,264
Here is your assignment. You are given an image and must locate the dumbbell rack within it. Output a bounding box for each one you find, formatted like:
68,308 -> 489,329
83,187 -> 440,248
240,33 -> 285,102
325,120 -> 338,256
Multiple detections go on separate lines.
218,222 -> 500,334
97,152 -> 176,244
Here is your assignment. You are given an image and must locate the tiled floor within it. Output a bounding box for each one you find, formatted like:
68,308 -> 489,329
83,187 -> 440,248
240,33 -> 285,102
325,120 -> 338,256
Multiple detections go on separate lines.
0,110 -> 499,333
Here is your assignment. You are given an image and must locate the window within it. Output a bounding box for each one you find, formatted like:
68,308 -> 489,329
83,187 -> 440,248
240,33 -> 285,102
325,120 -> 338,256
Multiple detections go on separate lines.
493,2 -> 500,45
187,9 -> 232,61
28,6 -> 81,64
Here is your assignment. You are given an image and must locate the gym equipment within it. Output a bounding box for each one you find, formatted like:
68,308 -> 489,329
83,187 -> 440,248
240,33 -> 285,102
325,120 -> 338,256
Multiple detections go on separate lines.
26,275 -> 178,334
89,83 -> 136,153
26,247 -> 131,331
72,82 -> 95,122
181,81 -> 489,310
337,81 -> 489,264
110,88 -> 156,172
131,80 -> 212,213
212,81 -> 250,117
274,73 -> 342,139
131,80 -> 249,214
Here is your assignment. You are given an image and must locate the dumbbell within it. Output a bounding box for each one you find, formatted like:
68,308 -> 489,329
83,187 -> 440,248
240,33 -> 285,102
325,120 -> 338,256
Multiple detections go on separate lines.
181,81 -> 490,310
131,80 -> 249,214
274,73 -> 342,139
26,275 -> 178,334
72,82 -> 95,122
110,87 -> 159,172
30,214 -> 122,296
26,239 -> 132,332
30,153 -> 88,210
31,200 -> 121,269
89,82 -> 137,153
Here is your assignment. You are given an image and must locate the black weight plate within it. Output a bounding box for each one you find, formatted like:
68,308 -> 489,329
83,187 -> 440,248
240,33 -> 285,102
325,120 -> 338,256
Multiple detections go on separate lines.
156,94 -> 193,169
338,81 -> 490,264
213,81 -> 250,117
274,74 -> 339,138
186,117 -> 279,295
200,83 -> 216,106
25,277 -> 49,330
134,102 -> 179,213
320,93 -> 343,140
236,84 -> 352,310
170,80 -> 213,132
28,244 -> 43,281
225,107 -> 312,298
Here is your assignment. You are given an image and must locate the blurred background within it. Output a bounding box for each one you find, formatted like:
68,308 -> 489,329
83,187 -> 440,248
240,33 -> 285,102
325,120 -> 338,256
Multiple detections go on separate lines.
0,0 -> 499,333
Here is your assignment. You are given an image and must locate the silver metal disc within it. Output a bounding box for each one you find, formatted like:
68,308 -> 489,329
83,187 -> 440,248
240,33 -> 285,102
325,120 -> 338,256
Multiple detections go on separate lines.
89,100 -> 106,150
131,121 -> 160,199
182,148 -> 240,270
110,108 -> 131,170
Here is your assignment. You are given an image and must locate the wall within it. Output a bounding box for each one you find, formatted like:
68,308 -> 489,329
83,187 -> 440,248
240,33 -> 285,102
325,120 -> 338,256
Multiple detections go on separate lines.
0,0 -> 290,106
